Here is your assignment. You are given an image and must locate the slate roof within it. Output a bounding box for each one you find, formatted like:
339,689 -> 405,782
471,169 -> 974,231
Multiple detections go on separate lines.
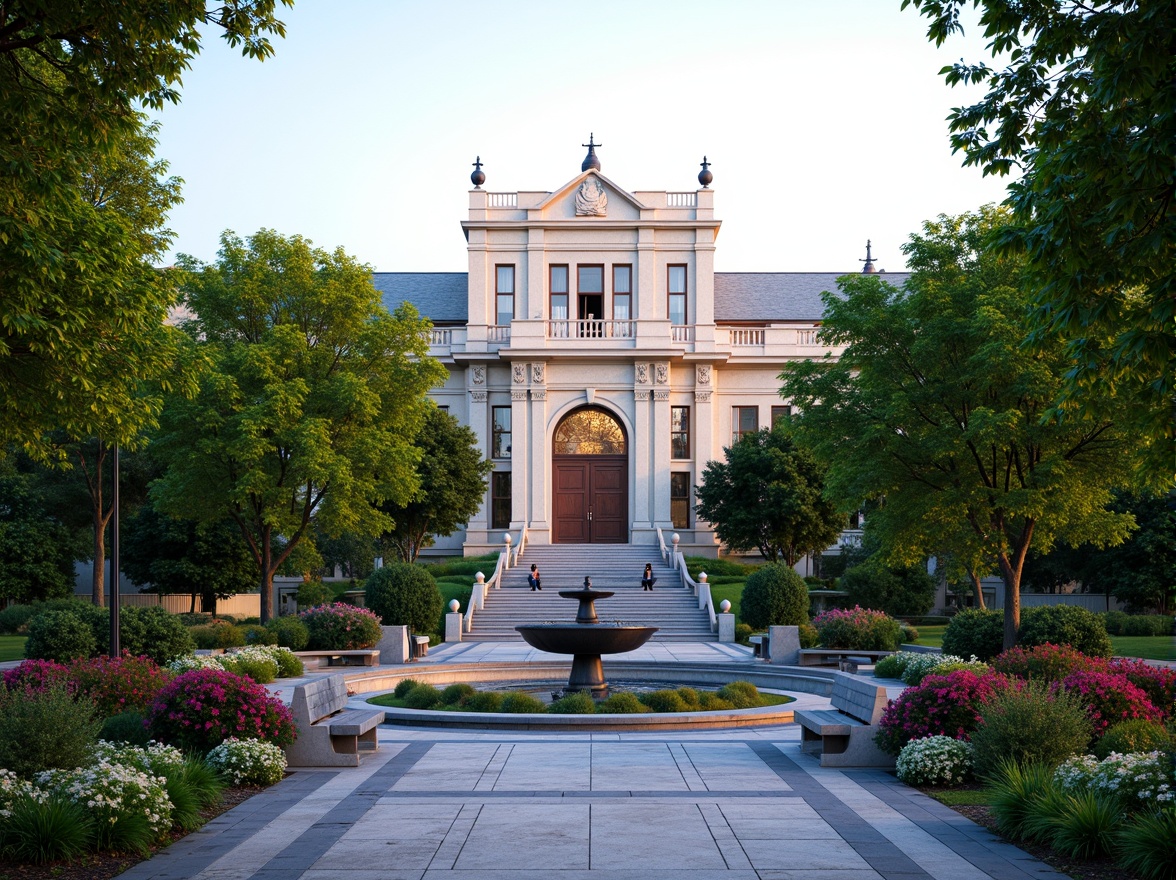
372,271 -> 911,325
373,272 -> 467,323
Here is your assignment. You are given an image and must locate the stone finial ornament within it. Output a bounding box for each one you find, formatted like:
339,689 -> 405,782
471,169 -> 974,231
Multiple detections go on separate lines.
471,156 -> 485,188
581,133 -> 602,172
860,240 -> 879,274
698,156 -> 713,188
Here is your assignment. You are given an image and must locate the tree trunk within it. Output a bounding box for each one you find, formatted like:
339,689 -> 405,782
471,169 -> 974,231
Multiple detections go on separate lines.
968,569 -> 986,610
996,553 -> 1022,651
92,503 -> 106,607
259,528 -> 274,625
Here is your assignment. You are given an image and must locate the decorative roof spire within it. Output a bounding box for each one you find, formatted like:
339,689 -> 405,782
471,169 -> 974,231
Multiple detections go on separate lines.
581,133 -> 602,172
860,239 -> 879,274
698,156 -> 713,188
470,156 -> 485,188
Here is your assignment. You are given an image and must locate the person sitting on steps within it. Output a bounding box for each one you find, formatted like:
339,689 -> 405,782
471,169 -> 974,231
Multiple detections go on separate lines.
528,564 -> 542,591
641,563 -> 656,591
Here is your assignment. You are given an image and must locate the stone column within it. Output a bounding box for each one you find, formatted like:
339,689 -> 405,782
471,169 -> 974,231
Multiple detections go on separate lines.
528,363 -> 549,535
510,363 -> 529,528
467,379 -> 490,537
651,361 -> 672,527
693,364 -> 716,539
444,600 -> 463,643
632,365 -> 652,529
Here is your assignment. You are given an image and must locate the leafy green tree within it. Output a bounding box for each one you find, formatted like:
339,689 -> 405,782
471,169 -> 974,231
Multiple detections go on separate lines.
840,560 -> 937,618
782,207 -> 1136,650
0,458 -> 83,603
902,0 -> 1175,482
740,563 -> 810,630
151,229 -> 446,622
121,505 -> 258,614
694,422 -> 844,565
380,407 -> 494,563
0,0 -> 286,461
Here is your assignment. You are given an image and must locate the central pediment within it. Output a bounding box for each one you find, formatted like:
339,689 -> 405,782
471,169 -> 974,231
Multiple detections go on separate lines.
533,170 -> 646,221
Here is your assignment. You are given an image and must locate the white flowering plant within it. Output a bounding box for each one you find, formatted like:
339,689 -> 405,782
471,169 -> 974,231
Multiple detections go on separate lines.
167,653 -> 225,674
93,740 -> 186,777
1054,751 -> 1175,811
0,768 -> 45,819
895,735 -> 974,786
900,653 -> 988,686
37,760 -> 172,839
206,737 -> 287,786
169,645 -> 301,680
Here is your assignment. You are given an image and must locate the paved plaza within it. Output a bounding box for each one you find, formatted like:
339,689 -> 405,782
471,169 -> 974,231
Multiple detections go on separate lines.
107,641 -> 1069,880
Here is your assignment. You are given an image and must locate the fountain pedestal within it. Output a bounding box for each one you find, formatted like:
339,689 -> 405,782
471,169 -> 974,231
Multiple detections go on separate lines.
515,584 -> 657,698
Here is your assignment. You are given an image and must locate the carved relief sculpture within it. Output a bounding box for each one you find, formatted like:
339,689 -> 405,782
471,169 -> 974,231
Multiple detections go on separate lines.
531,363 -> 545,384
655,362 -> 669,384
513,363 -> 526,384
696,364 -> 711,386
635,363 -> 649,384
472,365 -> 485,385
575,178 -> 608,217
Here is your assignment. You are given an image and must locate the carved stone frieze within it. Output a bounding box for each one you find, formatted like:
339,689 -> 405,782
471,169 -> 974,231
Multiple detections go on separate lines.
511,390 -> 528,401
531,389 -> 547,401
634,389 -> 651,401
653,390 -> 670,401
470,390 -> 488,403
694,390 -> 712,403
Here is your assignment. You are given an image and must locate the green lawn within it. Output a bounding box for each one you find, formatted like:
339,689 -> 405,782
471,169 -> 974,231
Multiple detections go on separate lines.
0,635 -> 27,662
907,624 -> 1175,661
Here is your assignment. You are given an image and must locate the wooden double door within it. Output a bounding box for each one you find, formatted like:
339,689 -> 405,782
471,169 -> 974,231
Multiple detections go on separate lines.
552,455 -> 628,543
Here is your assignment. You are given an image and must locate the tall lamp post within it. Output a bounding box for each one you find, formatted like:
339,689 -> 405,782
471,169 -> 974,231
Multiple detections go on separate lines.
108,443 -> 120,657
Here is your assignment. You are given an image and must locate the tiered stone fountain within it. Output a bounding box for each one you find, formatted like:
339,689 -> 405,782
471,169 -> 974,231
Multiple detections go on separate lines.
515,577 -> 658,698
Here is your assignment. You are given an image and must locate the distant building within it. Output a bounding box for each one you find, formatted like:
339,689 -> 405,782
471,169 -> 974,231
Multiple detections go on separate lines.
376,142 -> 907,559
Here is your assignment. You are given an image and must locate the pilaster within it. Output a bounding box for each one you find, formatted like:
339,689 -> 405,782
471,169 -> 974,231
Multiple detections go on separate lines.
527,363 -> 549,534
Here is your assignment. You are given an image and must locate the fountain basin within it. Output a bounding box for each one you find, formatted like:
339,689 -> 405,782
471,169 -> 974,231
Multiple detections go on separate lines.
515,623 -> 658,655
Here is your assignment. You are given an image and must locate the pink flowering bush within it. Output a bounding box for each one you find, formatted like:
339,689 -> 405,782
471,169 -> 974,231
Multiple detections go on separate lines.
812,605 -> 902,651
299,602 -> 383,650
874,669 -> 1011,756
145,668 -> 296,753
1,658 -> 71,693
69,653 -> 173,717
991,643 -> 1105,683
1107,658 -> 1176,719
1054,670 -> 1162,739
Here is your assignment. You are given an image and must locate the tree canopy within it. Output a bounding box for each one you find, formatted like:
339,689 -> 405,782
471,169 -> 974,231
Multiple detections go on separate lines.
0,2 -> 290,462
150,229 -> 446,622
694,422 -> 844,565
902,0 -> 1175,483
380,406 -> 494,563
781,207 -> 1137,649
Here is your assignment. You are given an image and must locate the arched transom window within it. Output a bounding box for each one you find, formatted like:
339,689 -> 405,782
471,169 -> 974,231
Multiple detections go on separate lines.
553,407 -> 627,455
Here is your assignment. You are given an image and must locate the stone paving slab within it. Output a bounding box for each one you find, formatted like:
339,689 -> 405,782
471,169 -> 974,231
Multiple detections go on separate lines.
112,725 -> 1071,880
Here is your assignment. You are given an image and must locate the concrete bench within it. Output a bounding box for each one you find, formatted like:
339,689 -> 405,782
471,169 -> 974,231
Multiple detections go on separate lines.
294,649 -> 381,670
283,675 -> 383,767
794,671 -> 903,768
412,635 -> 430,659
797,649 -> 894,670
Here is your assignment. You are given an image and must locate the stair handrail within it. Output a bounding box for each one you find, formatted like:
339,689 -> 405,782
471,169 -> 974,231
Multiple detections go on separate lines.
659,527 -> 718,634
512,525 -> 527,566
463,537 -> 512,633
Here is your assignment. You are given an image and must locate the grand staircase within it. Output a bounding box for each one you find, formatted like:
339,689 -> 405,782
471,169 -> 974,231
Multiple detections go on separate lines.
463,544 -> 715,642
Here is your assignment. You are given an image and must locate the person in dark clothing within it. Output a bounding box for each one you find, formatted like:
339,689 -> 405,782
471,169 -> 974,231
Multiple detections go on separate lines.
528,564 -> 542,591
641,563 -> 656,591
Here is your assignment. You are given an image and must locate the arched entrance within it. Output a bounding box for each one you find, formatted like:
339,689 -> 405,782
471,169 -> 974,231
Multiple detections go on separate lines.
552,406 -> 628,543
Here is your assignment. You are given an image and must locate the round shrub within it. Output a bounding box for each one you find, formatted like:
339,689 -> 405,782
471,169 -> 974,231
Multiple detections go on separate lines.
23,610 -> 96,662
941,608 -> 1004,661
393,678 -> 423,699
597,692 -> 649,714
698,692 -> 735,710
0,683 -> 102,776
642,689 -> 689,712
895,736 -> 974,786
673,687 -> 702,709
1093,719 -> 1173,760
206,738 -> 287,786
873,651 -> 913,680
969,680 -> 1092,778
464,691 -> 504,712
901,624 -> 919,644
271,647 -> 304,678
1018,605 -> 1112,658
118,606 -> 196,665
1056,670 -> 1162,739
68,653 -> 172,716
299,603 -> 382,650
798,622 -> 819,648
499,692 -> 546,713
364,563 -> 444,635
813,605 -> 902,651
99,711 -> 153,747
716,681 -> 760,709
548,691 -> 597,714
1107,658 -> 1176,719
2,658 -> 70,692
874,669 -> 1011,756
218,652 -> 278,684
0,602 -> 39,633
740,563 -> 809,630
241,624 -> 277,646
991,643 -> 1098,683
441,683 -> 477,705
145,668 -> 296,753
265,616 -> 310,651
734,623 -> 753,644
403,685 -> 443,709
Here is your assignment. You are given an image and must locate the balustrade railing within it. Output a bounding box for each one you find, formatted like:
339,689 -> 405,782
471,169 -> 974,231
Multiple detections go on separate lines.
728,328 -> 765,346
546,319 -> 634,339
797,329 -> 818,345
657,527 -> 718,634
487,192 -> 518,207
487,325 -> 511,343
666,192 -> 697,207
670,325 -> 694,343
429,328 -> 453,345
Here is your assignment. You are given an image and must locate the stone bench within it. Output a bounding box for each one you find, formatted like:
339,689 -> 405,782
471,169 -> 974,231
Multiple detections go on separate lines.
283,675 -> 383,767
797,649 -> 895,670
794,671 -> 902,768
294,649 -> 381,669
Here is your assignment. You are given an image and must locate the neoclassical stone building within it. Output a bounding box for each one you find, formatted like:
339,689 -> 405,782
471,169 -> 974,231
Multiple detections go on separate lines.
376,141 -> 904,557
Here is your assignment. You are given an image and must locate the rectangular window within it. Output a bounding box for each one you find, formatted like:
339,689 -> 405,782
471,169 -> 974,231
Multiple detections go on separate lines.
577,264 -> 604,294
732,406 -> 758,444
668,264 -> 687,325
771,405 -> 792,426
492,406 -> 511,459
491,472 -> 511,530
437,405 -> 449,413
671,406 -> 690,459
495,265 -> 514,326
550,264 -> 569,319
670,472 -> 690,529
612,264 -> 632,321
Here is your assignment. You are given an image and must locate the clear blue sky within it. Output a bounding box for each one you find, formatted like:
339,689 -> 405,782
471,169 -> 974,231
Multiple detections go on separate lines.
153,0 -> 1011,273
